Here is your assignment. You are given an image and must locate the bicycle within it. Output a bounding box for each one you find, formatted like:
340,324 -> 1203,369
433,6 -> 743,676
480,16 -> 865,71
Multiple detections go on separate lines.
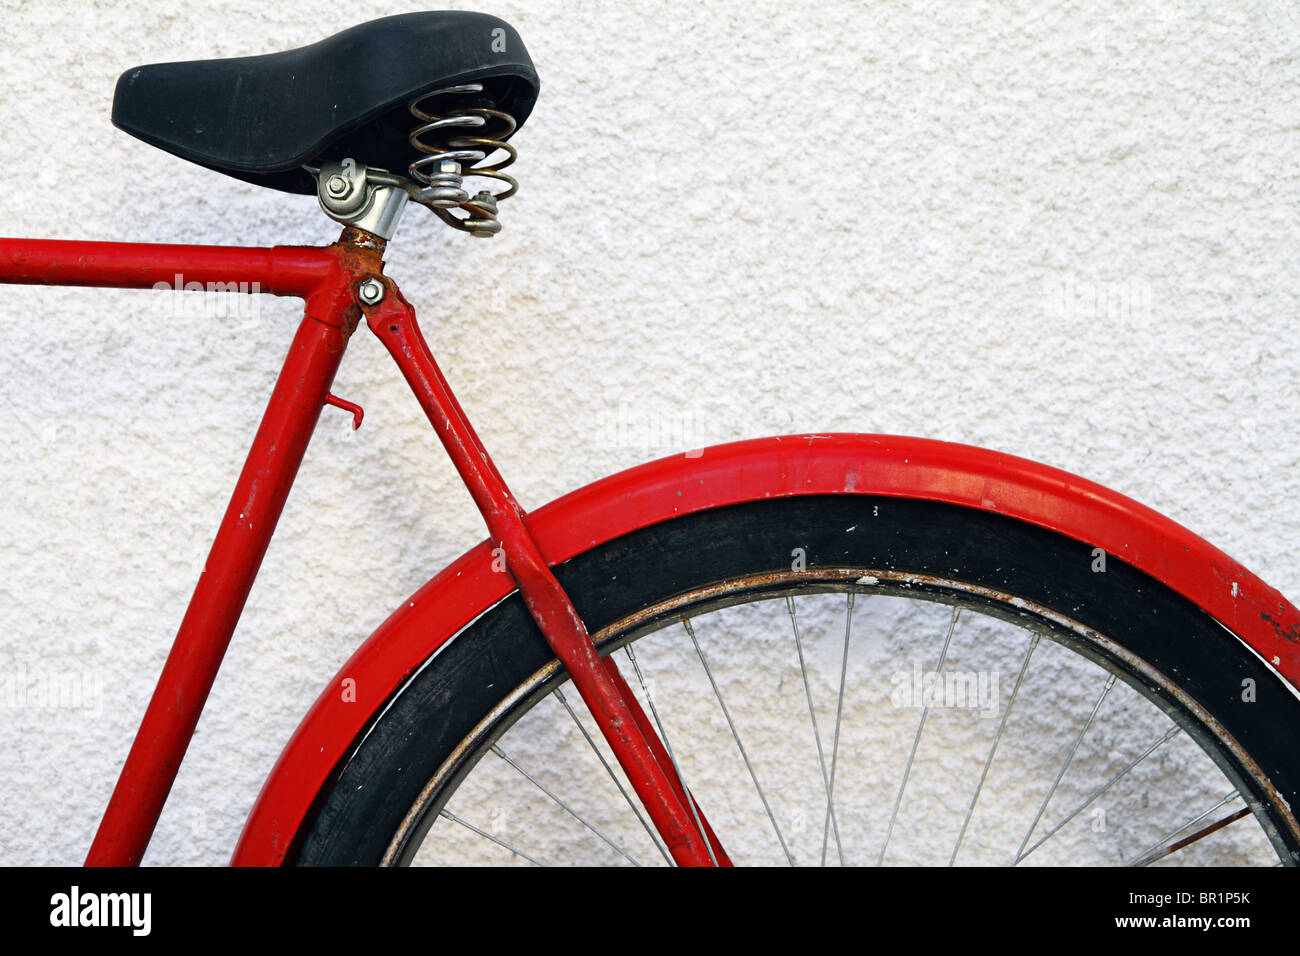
3,10 -> 1298,866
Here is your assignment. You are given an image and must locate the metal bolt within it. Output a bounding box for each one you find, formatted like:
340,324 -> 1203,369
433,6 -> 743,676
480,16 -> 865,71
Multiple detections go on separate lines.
423,158 -> 468,208
468,192 -> 501,238
326,174 -> 350,198
357,278 -> 385,305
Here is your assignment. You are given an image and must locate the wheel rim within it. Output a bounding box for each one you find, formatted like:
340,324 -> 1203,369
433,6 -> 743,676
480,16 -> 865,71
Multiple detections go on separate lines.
382,569 -> 1297,866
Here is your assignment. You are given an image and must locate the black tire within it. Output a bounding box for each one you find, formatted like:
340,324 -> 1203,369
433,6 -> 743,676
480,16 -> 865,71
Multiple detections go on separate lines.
294,495 -> 1300,865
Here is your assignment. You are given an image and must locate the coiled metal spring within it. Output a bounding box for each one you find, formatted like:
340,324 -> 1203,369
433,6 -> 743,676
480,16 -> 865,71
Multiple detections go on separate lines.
408,82 -> 518,237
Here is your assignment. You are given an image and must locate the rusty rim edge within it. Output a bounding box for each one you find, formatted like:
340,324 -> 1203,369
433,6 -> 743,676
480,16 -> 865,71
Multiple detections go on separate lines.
382,568 -> 1300,866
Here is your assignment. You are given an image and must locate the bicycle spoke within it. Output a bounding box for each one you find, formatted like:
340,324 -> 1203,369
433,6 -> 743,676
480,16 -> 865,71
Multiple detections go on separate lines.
821,592 -> 856,867
1013,673 -> 1116,862
1016,725 -> 1183,863
949,633 -> 1040,866
623,644 -> 719,866
1125,790 -> 1241,867
412,570 -> 1277,867
683,617 -> 795,866
553,686 -> 673,866
786,596 -> 844,864
1156,806 -> 1253,861
440,809 -> 546,866
492,745 -> 642,866
878,606 -> 961,866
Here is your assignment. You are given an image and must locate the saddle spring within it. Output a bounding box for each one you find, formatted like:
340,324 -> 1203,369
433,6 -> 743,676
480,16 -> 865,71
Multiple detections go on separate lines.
408,82 -> 519,237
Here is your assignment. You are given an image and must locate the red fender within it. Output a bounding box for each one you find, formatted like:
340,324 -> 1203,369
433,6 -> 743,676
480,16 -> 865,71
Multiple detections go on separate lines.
231,433 -> 1300,864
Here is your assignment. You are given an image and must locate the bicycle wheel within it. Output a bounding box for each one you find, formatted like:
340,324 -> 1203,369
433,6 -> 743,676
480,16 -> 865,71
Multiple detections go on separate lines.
294,495 -> 1300,866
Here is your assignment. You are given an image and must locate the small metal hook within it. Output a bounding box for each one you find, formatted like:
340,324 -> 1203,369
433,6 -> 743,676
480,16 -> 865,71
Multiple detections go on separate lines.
325,393 -> 364,430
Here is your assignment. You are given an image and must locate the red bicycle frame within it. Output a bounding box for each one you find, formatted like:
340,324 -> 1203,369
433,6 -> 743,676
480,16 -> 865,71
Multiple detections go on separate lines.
6,231 -> 1300,867
0,230 -> 720,867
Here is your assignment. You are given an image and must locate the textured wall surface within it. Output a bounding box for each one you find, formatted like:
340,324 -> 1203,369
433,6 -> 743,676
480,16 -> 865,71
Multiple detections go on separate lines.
0,0 -> 1297,865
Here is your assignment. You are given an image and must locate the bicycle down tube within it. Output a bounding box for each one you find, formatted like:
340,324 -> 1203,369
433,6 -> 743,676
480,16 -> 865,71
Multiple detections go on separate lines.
0,231 -> 717,866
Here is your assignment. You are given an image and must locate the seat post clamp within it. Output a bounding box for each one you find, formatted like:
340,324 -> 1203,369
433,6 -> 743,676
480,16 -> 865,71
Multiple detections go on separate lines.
311,159 -> 409,240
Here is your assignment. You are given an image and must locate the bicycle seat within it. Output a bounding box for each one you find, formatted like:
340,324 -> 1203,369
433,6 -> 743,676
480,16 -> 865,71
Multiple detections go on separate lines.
111,12 -> 539,196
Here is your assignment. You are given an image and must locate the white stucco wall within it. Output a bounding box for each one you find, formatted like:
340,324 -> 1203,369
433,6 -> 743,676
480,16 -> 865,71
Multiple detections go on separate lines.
0,0 -> 1297,865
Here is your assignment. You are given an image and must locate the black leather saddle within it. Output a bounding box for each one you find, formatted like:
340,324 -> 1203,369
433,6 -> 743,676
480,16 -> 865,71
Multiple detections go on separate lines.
111,12 -> 539,195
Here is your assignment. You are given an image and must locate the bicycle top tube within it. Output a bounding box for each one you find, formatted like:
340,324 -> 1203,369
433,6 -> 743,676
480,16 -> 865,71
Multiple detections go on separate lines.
0,238 -> 333,295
